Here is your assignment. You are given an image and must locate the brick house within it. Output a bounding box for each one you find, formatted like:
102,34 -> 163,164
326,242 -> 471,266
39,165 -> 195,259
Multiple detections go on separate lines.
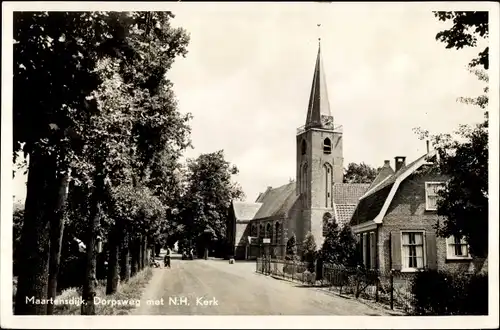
349,152 -> 478,274
226,41 -> 369,259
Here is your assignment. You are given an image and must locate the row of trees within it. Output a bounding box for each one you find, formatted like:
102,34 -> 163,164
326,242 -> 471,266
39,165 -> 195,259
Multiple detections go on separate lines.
13,11 -> 243,316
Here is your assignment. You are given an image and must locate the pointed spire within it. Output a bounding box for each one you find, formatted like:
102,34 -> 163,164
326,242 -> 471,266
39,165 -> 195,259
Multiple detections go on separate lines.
305,34 -> 332,129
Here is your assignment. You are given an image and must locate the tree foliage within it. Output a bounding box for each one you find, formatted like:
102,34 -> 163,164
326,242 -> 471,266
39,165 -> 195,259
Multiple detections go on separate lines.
321,222 -> 359,267
413,70 -> 488,258
343,162 -> 379,184
434,11 -> 489,69
179,150 -> 244,243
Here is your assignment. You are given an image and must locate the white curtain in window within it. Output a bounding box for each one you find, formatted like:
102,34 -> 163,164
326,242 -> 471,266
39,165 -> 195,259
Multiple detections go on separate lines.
449,236 -> 468,257
414,233 -> 424,268
402,232 -> 424,269
427,195 -> 438,209
460,242 -> 468,256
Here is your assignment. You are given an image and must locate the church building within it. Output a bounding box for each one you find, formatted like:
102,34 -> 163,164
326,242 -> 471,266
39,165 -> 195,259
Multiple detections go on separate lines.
227,41 -> 370,260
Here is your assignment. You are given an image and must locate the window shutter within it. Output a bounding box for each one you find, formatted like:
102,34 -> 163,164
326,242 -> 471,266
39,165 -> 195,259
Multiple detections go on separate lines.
356,234 -> 362,262
362,233 -> 367,267
426,232 -> 438,270
390,231 -> 401,271
370,232 -> 376,270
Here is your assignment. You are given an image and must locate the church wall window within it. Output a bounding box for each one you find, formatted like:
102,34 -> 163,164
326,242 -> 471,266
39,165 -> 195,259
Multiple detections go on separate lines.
301,163 -> 308,194
323,138 -> 332,154
251,224 -> 257,237
323,163 -> 333,208
301,140 -> 307,155
275,222 -> 280,244
266,223 -> 272,239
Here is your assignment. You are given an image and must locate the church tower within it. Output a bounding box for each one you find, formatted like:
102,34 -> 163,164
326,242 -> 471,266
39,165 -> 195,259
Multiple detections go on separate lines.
296,39 -> 343,247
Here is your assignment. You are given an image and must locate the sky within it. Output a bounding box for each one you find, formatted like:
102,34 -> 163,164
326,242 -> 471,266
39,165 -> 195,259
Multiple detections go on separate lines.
11,3 -> 489,204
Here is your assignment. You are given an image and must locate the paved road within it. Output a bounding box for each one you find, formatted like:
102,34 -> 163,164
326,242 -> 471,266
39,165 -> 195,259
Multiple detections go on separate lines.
134,253 -> 390,315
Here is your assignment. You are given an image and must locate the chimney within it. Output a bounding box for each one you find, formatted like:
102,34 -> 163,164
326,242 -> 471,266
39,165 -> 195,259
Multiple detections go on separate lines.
395,156 -> 406,172
383,160 -> 391,167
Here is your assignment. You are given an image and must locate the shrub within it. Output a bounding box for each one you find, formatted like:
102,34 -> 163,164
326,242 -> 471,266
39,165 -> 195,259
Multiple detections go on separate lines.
302,232 -> 317,273
285,234 -> 297,259
321,223 -> 359,267
411,269 -> 488,315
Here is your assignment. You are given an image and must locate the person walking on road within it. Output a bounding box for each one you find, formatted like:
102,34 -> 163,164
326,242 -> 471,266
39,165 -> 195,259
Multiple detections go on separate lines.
164,247 -> 171,268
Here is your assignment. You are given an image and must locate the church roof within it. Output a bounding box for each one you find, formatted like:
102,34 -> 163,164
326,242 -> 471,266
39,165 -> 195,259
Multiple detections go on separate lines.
336,204 -> 358,226
332,183 -> 370,225
232,201 -> 263,221
253,182 -> 298,220
333,183 -> 370,204
305,41 -> 332,129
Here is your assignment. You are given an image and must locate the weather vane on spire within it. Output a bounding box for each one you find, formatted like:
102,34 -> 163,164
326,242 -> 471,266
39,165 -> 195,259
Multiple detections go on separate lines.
317,23 -> 322,44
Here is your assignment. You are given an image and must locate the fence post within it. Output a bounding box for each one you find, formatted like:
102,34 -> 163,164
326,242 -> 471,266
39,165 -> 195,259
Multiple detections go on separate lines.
390,270 -> 394,310
375,276 -> 379,303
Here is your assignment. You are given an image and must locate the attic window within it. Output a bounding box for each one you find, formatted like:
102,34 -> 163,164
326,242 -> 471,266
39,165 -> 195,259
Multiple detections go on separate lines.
301,140 -> 307,155
323,138 -> 332,154
425,182 -> 445,211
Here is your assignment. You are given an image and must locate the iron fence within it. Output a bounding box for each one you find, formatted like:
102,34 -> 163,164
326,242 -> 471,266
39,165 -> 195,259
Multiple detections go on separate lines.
256,258 -> 416,313
256,258 -> 316,284
321,264 -> 415,313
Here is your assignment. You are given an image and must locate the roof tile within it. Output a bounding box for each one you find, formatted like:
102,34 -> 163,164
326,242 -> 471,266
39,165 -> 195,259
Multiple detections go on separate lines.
333,183 -> 370,204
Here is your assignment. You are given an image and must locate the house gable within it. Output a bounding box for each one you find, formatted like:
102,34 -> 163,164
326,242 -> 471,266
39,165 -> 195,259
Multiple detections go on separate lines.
350,151 -> 436,227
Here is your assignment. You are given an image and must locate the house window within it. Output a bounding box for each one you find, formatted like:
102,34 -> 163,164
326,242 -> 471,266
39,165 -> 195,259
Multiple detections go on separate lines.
323,138 -> 332,154
446,236 -> 470,259
401,232 -> 425,270
425,182 -> 445,211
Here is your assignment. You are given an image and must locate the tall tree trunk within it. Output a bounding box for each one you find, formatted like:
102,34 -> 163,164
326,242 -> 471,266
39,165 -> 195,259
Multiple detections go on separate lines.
14,152 -> 57,315
106,223 -> 121,295
47,170 -> 70,315
138,235 -> 144,270
81,176 -> 103,315
119,230 -> 130,282
142,236 -> 148,268
130,238 -> 139,277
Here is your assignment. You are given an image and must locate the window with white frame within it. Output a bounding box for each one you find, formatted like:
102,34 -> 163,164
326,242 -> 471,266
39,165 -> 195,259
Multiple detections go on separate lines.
446,236 -> 470,259
401,232 -> 425,270
425,182 -> 445,211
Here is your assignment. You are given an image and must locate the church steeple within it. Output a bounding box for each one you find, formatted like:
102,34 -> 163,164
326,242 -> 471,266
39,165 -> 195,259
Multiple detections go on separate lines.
305,38 -> 333,129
